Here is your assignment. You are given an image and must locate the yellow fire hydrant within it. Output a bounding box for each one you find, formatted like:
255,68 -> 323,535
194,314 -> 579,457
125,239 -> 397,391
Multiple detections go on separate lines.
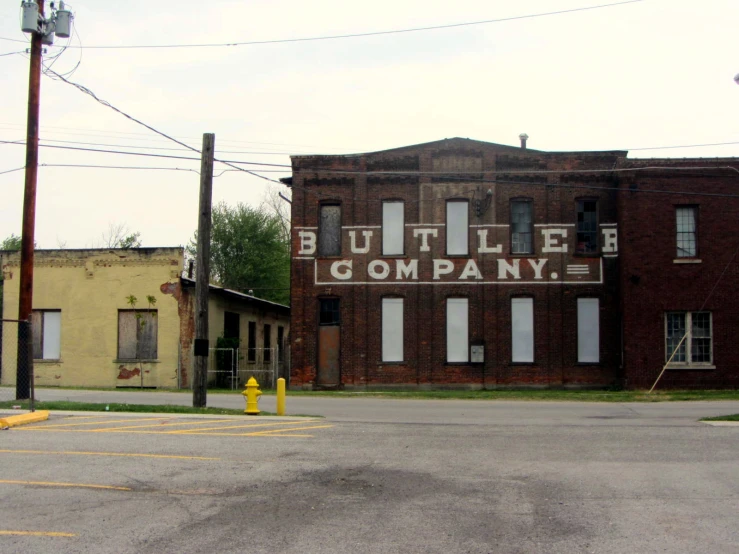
242,377 -> 262,415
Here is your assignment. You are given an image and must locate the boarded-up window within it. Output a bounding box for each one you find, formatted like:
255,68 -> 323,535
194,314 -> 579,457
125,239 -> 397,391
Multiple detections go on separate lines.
446,298 -> 469,363
511,200 -> 533,254
383,201 -> 404,255
511,298 -> 534,363
263,324 -> 272,362
318,204 -> 341,256
446,201 -> 469,256
32,310 -> 61,360
577,298 -> 600,363
248,321 -> 256,362
118,310 -> 157,359
382,298 -> 403,362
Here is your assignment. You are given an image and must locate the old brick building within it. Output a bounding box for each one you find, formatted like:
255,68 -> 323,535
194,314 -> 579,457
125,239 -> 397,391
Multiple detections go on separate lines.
285,138 -> 739,389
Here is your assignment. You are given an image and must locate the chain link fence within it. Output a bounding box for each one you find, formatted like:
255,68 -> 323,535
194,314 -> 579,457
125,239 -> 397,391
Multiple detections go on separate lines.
0,319 -> 35,413
201,346 -> 289,391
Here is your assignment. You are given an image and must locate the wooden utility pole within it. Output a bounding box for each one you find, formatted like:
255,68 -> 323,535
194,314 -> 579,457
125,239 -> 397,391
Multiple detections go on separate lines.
192,133 -> 214,408
17,0 -> 45,400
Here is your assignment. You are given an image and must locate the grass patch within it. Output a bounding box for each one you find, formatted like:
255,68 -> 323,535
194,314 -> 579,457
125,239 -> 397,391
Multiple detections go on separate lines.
701,414 -> 739,421
0,400 -> 272,416
16,385 -> 739,402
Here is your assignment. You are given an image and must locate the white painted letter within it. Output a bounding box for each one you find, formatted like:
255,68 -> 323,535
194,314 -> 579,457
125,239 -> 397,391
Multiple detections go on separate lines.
477,229 -> 502,253
413,229 -> 438,252
497,259 -> 521,280
368,260 -> 391,280
349,230 -> 373,254
541,229 -> 568,253
298,231 -> 316,255
459,259 -> 483,280
330,260 -> 352,280
528,258 -> 548,280
433,259 -> 454,280
602,228 -> 618,253
396,259 -> 418,280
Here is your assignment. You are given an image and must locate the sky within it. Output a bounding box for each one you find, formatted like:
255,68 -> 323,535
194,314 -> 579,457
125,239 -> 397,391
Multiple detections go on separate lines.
0,0 -> 737,249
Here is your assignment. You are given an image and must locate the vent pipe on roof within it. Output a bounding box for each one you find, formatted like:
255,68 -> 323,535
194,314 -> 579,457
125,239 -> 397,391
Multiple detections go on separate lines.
519,133 -> 529,150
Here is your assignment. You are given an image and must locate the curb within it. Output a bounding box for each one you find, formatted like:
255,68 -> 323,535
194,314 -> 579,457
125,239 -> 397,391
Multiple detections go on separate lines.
0,410 -> 50,428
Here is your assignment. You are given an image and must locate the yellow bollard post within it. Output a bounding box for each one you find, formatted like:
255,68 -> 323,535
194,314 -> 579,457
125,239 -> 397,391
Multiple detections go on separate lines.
276,378 -> 286,416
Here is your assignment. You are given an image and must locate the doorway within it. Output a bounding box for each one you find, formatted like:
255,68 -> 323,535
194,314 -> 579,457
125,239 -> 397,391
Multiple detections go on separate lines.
317,298 -> 340,387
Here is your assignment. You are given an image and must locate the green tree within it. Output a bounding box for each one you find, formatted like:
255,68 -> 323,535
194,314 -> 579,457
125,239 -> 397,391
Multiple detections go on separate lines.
187,202 -> 290,305
1,234 -> 22,251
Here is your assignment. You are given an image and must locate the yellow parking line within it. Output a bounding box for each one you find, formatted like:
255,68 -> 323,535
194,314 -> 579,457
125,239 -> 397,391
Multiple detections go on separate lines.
0,530 -> 76,537
27,417 -> 167,429
250,425 -> 334,436
88,419 -> 235,432
0,479 -> 131,491
0,449 -> 220,461
168,420 -> 319,434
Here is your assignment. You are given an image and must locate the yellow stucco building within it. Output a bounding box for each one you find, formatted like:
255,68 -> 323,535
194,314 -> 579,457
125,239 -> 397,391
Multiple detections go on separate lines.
1,248 -> 289,389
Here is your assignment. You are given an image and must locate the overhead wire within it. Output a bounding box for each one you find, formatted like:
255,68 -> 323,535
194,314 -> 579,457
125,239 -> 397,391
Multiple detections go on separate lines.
1,1 -> 643,50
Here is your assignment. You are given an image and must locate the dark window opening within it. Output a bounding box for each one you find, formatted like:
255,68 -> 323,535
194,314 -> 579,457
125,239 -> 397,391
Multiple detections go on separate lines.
247,321 -> 256,362
576,200 -> 598,254
263,324 -> 272,362
319,298 -> 340,326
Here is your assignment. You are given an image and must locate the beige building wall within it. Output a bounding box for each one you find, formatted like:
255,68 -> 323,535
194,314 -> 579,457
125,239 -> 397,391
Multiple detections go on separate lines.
1,248 -> 183,389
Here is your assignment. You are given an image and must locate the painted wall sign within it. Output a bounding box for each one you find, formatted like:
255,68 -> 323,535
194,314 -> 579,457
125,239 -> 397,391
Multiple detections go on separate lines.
294,225 -> 617,285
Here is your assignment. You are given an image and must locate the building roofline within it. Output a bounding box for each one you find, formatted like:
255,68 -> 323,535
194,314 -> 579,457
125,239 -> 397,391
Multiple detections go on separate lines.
180,277 -> 290,313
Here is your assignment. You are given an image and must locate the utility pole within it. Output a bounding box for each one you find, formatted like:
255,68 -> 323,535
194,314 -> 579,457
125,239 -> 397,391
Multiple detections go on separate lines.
193,133 -> 214,408
16,0 -> 45,400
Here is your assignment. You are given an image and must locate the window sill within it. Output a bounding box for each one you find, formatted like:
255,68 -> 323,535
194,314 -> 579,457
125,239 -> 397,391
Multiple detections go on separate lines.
510,362 -> 535,366
114,359 -> 160,364
673,259 -> 702,264
509,253 -> 536,258
573,252 -> 601,258
378,361 -> 407,365
666,364 -> 715,371
34,359 -> 62,363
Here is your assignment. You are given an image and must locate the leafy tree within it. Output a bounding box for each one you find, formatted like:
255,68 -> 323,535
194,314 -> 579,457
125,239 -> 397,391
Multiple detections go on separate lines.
1,234 -> 22,251
187,202 -> 290,305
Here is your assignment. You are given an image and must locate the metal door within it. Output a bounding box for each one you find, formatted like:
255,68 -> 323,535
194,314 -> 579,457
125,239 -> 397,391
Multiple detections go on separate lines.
317,298 -> 340,387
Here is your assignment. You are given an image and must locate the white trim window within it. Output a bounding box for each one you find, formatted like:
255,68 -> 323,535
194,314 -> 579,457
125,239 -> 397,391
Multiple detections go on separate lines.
511,298 -> 534,363
446,298 -> 469,363
31,310 -> 61,360
676,206 -> 697,258
665,311 -> 712,365
446,201 -> 469,256
577,298 -> 600,363
381,298 -> 404,362
382,201 -> 404,256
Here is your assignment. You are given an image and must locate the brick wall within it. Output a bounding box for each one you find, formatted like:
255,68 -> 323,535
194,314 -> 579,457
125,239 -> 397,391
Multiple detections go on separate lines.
618,160 -> 739,389
288,139 -> 627,389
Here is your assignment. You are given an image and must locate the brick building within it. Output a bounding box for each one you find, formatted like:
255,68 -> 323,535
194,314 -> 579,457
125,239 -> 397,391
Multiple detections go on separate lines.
284,138 -> 739,390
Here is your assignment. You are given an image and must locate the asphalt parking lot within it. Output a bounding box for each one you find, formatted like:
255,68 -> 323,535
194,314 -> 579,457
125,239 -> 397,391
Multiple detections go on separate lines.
1,399 -> 738,554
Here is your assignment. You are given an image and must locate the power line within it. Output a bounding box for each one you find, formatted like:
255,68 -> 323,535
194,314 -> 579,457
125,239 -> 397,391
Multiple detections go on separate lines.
0,166 -> 25,176
0,1 -> 643,50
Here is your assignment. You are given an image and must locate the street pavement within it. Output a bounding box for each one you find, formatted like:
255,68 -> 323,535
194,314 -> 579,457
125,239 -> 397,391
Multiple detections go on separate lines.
0,390 -> 737,553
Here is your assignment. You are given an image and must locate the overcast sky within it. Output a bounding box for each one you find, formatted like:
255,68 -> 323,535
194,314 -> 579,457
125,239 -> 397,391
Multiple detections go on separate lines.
0,0 -> 737,249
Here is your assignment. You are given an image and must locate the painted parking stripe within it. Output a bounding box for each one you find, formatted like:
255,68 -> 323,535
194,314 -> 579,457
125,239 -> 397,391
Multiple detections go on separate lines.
167,420 -> 320,434
0,530 -> 76,537
88,419 -> 236,432
0,479 -> 131,491
250,424 -> 335,436
0,449 -> 220,461
27,417 -> 167,429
